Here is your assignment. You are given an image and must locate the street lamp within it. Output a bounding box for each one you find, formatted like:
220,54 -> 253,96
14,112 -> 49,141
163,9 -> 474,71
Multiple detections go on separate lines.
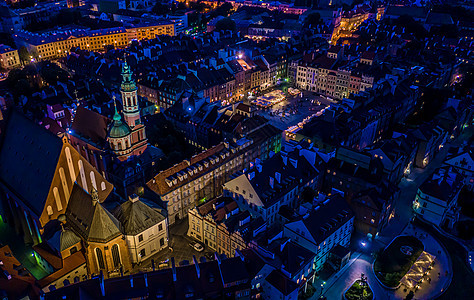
319,281 -> 326,298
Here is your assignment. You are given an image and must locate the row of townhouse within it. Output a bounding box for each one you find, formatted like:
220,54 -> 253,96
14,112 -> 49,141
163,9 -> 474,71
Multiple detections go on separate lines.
138,49 -> 286,107
14,22 -> 175,60
295,46 -> 375,99
147,127 -> 281,225
187,197 -> 266,258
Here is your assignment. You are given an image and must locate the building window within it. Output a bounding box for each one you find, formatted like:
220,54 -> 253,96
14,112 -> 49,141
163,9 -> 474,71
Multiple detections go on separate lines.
95,248 -> 105,270
139,248 -> 146,258
158,224 -> 163,231
70,246 -> 77,255
160,238 -> 165,246
138,234 -> 143,242
111,244 -> 121,268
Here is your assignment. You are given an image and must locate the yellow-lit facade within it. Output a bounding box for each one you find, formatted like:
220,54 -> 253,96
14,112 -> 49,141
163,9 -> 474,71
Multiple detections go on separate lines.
24,24 -> 174,60
0,47 -> 20,69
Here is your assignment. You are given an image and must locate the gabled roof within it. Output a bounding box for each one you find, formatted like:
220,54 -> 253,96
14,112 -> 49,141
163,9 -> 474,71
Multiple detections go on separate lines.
66,184 -> 122,243
289,194 -> 354,245
70,106 -> 110,147
218,257 -> 249,285
0,110 -> 63,217
113,197 -> 166,236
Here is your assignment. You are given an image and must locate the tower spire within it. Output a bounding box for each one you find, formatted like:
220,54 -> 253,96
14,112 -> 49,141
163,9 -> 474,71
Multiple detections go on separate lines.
112,95 -> 121,122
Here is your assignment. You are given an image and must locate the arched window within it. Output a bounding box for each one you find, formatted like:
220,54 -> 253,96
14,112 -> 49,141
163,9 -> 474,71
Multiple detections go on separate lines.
95,248 -> 105,270
53,187 -> 62,211
111,244 -> 121,268
101,182 -> 107,191
47,205 -> 53,216
90,171 -> 97,190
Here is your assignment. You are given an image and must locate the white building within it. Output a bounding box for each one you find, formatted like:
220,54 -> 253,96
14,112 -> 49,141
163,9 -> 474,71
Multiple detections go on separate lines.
283,194 -> 354,271
113,194 -> 168,264
413,167 -> 464,228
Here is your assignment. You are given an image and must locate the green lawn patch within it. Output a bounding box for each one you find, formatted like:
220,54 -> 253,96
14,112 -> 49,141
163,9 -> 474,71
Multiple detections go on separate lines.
345,279 -> 373,300
374,235 -> 424,287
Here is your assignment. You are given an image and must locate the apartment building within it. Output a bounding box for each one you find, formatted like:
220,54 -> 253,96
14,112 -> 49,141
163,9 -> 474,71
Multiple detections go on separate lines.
295,49 -> 375,99
147,139 -> 254,225
187,197 -> 265,257
0,44 -> 20,69
223,149 -> 320,227
14,22 -> 174,60
113,194 -> 169,264
413,167 -> 464,228
283,194 -> 354,271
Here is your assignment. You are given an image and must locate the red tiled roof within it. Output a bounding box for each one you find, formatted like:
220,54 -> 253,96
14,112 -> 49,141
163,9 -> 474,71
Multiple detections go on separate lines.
147,143 -> 226,195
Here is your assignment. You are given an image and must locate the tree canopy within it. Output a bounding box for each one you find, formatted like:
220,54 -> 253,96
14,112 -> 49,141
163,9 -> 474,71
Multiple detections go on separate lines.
215,17 -> 236,32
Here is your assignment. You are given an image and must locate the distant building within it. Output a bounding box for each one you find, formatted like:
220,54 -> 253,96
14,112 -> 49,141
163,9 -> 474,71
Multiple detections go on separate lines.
99,0 -> 126,13
0,44 -> 20,69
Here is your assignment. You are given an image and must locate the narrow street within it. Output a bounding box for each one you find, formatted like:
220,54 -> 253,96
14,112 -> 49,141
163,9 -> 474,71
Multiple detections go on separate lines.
313,128 -> 473,299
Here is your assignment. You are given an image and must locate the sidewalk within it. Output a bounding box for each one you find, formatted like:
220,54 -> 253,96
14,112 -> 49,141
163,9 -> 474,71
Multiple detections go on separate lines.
309,252 -> 362,299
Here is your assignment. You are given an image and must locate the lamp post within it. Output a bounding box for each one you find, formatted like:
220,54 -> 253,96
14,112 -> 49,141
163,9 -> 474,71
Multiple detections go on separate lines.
319,281 -> 326,298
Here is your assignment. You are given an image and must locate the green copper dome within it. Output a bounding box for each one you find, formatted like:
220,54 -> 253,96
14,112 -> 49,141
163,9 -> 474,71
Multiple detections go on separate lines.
109,98 -> 131,138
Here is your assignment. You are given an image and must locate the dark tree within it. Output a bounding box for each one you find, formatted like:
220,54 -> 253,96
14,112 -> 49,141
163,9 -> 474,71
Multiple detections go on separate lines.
304,12 -> 322,28
18,46 -> 30,64
215,18 -> 236,32
301,186 -> 316,203
152,3 -> 170,16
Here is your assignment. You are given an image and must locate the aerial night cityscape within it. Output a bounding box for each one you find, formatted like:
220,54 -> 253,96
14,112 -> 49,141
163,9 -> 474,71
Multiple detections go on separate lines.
0,0 -> 472,299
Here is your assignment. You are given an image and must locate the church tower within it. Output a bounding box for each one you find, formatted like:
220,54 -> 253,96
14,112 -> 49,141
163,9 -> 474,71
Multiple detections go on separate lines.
107,60 -> 147,161
120,61 -> 140,128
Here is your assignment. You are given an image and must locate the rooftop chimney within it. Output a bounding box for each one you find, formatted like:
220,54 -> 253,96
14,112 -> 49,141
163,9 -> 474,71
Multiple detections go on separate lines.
248,171 -> 255,181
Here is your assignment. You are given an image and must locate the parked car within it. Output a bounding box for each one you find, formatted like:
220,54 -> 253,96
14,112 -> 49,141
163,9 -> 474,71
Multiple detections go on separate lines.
189,242 -> 204,252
